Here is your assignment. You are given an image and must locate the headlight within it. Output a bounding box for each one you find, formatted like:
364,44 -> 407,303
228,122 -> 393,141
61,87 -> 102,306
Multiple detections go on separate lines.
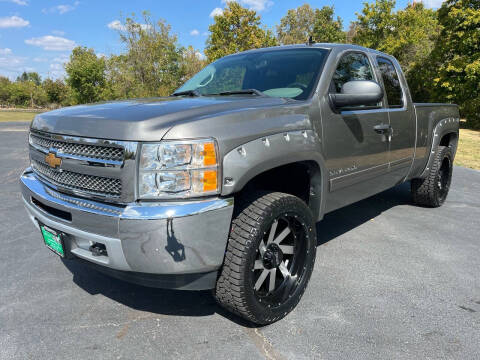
138,139 -> 219,199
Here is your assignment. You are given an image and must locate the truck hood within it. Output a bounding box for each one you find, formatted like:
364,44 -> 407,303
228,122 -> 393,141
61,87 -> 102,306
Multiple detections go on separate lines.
31,96 -> 290,141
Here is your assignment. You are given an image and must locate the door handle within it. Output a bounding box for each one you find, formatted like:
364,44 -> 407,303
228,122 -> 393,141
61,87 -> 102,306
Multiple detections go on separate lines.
373,124 -> 391,134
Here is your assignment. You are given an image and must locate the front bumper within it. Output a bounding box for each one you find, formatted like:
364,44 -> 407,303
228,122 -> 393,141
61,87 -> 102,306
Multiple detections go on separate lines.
20,169 -> 234,290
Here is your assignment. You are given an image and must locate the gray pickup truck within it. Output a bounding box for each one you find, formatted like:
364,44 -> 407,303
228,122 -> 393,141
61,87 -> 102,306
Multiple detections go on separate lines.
21,44 -> 459,324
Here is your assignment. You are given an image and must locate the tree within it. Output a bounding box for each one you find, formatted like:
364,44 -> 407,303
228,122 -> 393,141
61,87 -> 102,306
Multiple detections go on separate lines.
277,4 -> 317,45
107,12 -> 184,98
277,4 -> 346,45
353,1 -> 439,73
8,81 -> 47,107
16,71 -> 41,86
312,6 -> 346,43
65,47 -> 107,104
205,2 -> 277,62
431,0 -> 480,128
180,46 -> 207,84
42,78 -> 68,105
353,0 -> 396,50
0,76 -> 11,106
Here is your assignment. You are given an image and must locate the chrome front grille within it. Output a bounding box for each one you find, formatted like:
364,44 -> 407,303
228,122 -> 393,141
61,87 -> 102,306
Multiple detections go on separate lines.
30,132 -> 124,161
28,130 -> 138,202
31,160 -> 122,197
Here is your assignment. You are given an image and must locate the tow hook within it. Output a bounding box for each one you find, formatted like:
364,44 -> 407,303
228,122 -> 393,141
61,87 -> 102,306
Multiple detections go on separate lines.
89,242 -> 108,257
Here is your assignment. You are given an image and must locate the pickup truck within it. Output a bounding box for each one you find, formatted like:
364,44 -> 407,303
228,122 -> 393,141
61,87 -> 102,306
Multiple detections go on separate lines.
20,44 -> 460,325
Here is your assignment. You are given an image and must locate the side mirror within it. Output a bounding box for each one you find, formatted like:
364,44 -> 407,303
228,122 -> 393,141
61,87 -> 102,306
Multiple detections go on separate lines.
329,80 -> 383,109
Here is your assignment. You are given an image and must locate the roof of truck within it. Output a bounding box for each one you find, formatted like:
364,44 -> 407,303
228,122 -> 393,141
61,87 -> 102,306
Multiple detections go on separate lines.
227,43 -> 391,59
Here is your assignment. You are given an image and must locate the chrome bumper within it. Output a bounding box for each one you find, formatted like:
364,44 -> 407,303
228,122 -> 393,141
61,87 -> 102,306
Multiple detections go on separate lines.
20,169 -> 234,289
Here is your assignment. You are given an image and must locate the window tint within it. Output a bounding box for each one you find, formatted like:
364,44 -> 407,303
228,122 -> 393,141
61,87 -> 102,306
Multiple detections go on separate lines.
377,57 -> 403,108
331,52 -> 374,93
176,49 -> 328,100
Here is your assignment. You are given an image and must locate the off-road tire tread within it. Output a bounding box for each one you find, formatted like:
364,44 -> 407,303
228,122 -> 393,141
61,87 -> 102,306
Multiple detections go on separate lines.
214,191 -> 315,325
411,145 -> 452,207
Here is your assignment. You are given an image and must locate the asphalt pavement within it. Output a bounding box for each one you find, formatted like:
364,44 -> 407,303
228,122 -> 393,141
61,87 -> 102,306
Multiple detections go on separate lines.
1,121 -> 479,360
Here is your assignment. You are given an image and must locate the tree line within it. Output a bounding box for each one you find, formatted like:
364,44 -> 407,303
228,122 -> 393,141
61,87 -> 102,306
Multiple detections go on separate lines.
0,0 -> 478,128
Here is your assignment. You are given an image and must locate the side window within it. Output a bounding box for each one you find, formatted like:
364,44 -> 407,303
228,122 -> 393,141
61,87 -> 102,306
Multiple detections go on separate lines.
377,57 -> 403,108
331,52 -> 374,93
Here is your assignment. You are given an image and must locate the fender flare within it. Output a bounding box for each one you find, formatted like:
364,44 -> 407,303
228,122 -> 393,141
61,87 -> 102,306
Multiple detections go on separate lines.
221,130 -> 328,220
419,117 -> 459,178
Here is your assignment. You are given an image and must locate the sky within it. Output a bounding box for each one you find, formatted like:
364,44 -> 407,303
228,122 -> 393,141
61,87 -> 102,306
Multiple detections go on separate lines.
0,0 -> 445,80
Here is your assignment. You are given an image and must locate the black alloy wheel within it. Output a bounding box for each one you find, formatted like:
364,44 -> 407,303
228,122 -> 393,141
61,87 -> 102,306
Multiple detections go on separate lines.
215,192 -> 317,325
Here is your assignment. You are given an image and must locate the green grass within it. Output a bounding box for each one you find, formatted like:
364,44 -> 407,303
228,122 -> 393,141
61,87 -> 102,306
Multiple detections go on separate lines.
455,129 -> 480,170
0,111 -> 40,122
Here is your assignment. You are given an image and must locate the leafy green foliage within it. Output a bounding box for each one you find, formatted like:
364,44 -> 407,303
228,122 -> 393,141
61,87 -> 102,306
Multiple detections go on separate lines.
179,46 -> 208,84
277,4 -> 346,45
108,12 -> 184,98
312,6 -> 346,43
353,1 -> 439,74
205,2 -> 277,62
42,78 -> 69,105
431,0 -> 480,128
65,47 -> 107,104
353,0 -> 397,50
16,71 -> 42,86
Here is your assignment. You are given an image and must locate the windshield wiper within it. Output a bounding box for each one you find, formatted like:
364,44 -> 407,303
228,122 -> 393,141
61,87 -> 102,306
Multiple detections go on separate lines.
211,89 -> 267,97
171,89 -> 201,97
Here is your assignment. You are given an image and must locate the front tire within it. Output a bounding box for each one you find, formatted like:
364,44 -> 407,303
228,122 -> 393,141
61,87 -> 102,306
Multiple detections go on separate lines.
214,192 -> 317,325
411,145 -> 453,207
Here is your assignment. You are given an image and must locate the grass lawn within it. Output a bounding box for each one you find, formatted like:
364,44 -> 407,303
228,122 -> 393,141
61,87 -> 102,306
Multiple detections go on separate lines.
0,111 -> 40,122
455,129 -> 480,170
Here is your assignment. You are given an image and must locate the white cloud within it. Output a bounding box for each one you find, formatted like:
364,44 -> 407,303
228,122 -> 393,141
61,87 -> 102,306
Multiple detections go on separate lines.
53,54 -> 69,63
33,57 -> 48,62
0,15 -> 29,28
0,50 -> 27,79
42,1 -> 79,15
222,0 -> 273,12
25,35 -> 76,51
48,62 -> 65,79
107,20 -> 125,31
421,0 -> 445,8
107,19 -> 151,31
190,29 -> 200,36
51,30 -> 65,36
0,0 -> 28,5
0,48 -> 12,55
195,52 -> 206,60
210,7 -> 223,18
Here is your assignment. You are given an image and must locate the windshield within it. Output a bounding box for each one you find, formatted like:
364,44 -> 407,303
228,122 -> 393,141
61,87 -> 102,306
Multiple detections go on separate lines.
176,48 -> 328,100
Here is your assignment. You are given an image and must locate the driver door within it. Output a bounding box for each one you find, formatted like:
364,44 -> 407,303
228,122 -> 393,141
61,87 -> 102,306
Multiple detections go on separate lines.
323,51 -> 391,212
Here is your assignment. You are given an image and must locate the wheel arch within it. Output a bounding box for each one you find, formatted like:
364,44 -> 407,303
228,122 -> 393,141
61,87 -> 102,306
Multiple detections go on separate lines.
419,118 -> 459,179
221,130 -> 327,220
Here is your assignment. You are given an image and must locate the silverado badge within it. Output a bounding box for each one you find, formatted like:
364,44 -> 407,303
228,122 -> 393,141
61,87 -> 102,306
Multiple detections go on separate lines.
45,152 -> 62,169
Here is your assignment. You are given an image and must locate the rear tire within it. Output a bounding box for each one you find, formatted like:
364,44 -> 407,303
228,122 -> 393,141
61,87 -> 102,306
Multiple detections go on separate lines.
411,145 -> 453,207
214,192 -> 317,325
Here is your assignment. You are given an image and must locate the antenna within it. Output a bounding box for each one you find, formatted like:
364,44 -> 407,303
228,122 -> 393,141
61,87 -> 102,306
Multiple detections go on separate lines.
307,36 -> 315,46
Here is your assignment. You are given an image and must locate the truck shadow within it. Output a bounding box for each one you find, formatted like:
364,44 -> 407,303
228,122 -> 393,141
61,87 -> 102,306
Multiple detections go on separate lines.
62,182 -> 411,327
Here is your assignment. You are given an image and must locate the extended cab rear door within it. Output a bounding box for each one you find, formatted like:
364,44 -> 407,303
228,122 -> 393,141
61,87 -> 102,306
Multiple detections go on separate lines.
374,55 -> 416,181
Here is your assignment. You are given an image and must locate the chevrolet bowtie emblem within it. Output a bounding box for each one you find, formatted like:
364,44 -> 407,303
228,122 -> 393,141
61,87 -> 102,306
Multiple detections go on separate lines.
45,152 -> 62,169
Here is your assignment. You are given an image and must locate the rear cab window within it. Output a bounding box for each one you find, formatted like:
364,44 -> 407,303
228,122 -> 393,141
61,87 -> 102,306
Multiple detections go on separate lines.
376,57 -> 404,108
